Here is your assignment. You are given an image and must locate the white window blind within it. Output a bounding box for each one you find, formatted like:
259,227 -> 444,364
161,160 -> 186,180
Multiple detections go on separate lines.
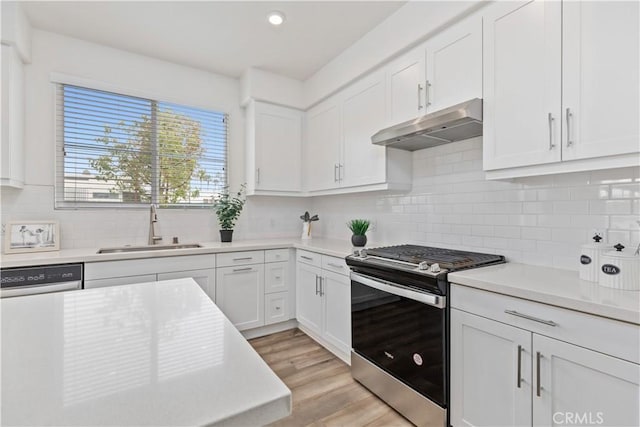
55,84 -> 227,208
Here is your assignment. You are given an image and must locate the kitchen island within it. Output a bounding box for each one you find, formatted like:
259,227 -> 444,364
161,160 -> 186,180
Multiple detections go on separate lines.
1,278 -> 292,426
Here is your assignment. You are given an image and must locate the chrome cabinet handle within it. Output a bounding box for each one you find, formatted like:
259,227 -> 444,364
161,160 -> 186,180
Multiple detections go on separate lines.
256,167 -> 260,184
338,164 -> 343,182
417,83 -> 424,110
233,257 -> 253,261
505,310 -> 558,327
232,267 -> 252,273
566,107 -> 573,147
517,345 -> 522,388
425,80 -> 432,107
536,352 -> 542,397
319,277 -> 324,296
315,275 -> 319,295
300,255 -> 313,261
334,164 -> 339,182
327,262 -> 343,269
548,113 -> 555,150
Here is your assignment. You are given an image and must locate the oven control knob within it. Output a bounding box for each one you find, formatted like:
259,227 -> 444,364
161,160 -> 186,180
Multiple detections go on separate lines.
418,261 -> 429,271
430,263 -> 441,273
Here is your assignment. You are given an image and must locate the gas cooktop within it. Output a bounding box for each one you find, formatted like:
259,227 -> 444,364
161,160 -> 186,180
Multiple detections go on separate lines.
362,244 -> 505,271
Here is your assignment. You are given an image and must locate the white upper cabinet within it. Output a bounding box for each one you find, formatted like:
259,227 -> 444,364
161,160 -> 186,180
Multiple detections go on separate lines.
483,0 -> 640,178
424,15 -> 482,112
245,100 -> 302,195
305,98 -> 342,192
341,70 -> 387,188
304,73 -> 411,195
562,1 -> 640,161
387,45 -> 426,124
1,44 -> 24,188
483,0 -> 562,171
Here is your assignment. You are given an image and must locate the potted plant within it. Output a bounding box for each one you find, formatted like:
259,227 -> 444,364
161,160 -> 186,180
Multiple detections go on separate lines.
213,184 -> 246,242
347,219 -> 370,247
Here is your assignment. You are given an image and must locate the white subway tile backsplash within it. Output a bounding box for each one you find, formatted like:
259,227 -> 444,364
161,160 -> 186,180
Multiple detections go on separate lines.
609,215 -> 640,230
610,183 -> 640,199
553,200 -> 589,214
589,200 -> 632,215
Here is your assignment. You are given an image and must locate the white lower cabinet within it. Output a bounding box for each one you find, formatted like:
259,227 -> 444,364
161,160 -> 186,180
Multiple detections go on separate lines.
216,264 -> 265,331
451,285 -> 640,427
84,255 -> 216,301
265,292 -> 289,326
296,250 -> 351,362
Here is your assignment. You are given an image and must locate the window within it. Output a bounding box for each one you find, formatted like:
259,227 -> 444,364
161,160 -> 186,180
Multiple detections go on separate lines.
55,84 -> 227,208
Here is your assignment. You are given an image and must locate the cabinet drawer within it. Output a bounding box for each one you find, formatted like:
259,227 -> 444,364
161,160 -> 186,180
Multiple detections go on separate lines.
265,292 -> 290,325
265,262 -> 288,294
84,274 -> 157,289
265,249 -> 289,263
216,250 -> 264,267
297,250 -> 322,268
85,254 -> 215,280
451,284 -> 640,364
322,255 -> 348,276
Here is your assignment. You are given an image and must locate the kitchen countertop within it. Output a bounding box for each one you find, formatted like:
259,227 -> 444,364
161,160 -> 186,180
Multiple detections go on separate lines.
449,263 -> 640,325
1,278 -> 292,426
0,238 -> 356,268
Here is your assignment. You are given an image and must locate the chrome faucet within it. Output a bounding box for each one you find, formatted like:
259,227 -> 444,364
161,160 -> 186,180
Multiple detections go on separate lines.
148,204 -> 162,245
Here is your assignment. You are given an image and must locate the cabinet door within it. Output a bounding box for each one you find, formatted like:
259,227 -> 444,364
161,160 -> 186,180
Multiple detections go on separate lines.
483,0 -> 562,171
1,45 -> 24,188
533,334 -> 640,427
305,100 -> 341,191
264,261 -> 288,294
215,264 -> 264,331
562,1 -> 640,161
253,101 -> 302,192
84,274 -> 157,289
157,268 -> 215,301
425,16 -> 482,112
341,70 -> 387,187
321,271 -> 351,355
295,262 -> 322,335
387,45 -> 426,124
451,309 -> 532,427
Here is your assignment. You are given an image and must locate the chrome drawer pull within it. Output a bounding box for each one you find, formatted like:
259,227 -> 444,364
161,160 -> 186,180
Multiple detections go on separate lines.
300,255 -> 313,261
232,267 -> 253,273
327,263 -> 343,269
232,257 -> 253,261
505,310 -> 557,327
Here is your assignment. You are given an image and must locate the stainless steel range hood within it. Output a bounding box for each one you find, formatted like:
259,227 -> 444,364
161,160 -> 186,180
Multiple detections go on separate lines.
371,98 -> 483,151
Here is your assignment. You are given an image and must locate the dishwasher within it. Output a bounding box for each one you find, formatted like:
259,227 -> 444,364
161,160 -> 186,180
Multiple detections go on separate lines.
1,263 -> 83,298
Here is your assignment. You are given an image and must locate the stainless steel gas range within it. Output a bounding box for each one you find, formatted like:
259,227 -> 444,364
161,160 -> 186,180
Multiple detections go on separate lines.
346,245 -> 505,427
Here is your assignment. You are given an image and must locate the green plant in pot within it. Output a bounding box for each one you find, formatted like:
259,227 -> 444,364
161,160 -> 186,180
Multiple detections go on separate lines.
347,219 -> 370,247
213,184 -> 246,242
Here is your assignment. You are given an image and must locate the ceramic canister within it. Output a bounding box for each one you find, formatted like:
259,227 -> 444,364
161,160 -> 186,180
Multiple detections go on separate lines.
579,234 -> 608,282
598,243 -> 640,291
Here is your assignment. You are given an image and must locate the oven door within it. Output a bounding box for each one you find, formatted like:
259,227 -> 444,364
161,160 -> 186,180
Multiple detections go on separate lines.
351,272 -> 447,407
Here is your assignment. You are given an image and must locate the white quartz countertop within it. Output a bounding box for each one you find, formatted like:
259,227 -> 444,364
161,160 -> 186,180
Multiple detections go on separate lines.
1,278 -> 292,426
449,263 -> 640,325
0,238 -> 356,268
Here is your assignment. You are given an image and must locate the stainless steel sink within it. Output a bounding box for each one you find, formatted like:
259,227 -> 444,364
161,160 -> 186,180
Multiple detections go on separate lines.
97,243 -> 202,254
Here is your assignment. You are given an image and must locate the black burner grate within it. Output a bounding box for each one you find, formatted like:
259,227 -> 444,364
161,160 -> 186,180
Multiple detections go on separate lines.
365,245 -> 504,271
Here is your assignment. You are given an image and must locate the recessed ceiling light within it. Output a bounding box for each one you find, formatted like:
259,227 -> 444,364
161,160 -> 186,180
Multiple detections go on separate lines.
267,11 -> 285,26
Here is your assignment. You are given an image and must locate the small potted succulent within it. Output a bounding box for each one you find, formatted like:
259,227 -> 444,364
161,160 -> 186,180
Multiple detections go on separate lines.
347,219 -> 370,247
299,211 -> 319,240
213,184 -> 246,242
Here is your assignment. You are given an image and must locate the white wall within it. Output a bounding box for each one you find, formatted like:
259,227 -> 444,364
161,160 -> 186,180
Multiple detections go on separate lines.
1,30 -> 307,248
310,138 -> 640,271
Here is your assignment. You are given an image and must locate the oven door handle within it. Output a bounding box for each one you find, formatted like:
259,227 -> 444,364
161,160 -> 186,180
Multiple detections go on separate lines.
351,272 -> 446,309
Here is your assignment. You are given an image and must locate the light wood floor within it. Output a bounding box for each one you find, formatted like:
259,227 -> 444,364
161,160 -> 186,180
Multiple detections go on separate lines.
249,328 -> 413,427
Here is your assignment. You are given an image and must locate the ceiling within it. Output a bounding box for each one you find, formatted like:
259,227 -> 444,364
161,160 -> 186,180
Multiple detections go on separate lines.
22,1 -> 406,81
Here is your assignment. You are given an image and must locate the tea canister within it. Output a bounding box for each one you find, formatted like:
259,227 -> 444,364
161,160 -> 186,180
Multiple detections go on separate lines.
579,234 -> 608,282
598,243 -> 640,291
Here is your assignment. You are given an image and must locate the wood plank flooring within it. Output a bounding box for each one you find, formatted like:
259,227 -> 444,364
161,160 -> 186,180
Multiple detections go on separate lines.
249,329 -> 413,427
